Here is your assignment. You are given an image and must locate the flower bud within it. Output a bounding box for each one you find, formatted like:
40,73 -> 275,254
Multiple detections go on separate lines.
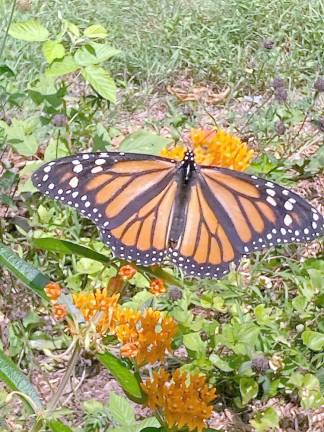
314,77 -> 324,92
44,282 -> 62,301
149,278 -> 166,295
118,265 -> 136,280
52,304 -> 67,321
263,38 -> 274,50
52,114 -> 68,127
275,120 -> 286,136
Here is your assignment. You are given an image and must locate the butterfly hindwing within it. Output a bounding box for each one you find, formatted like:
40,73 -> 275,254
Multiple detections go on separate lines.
170,166 -> 323,277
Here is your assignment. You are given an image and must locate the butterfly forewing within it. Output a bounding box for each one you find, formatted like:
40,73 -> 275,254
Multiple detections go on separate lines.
32,152 -> 178,264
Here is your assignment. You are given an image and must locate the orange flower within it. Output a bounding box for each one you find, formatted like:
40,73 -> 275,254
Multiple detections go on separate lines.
142,368 -> 216,432
118,265 -> 136,280
120,342 -> 139,359
149,278 -> 166,295
44,282 -> 62,301
115,308 -> 177,366
52,304 -> 67,321
72,289 -> 120,335
161,127 -> 254,171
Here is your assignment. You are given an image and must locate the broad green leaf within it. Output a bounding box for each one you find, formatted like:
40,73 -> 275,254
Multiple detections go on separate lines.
33,237 -> 110,263
302,330 -> 324,351
119,130 -> 172,155
45,55 -> 79,77
9,20 -> 49,42
97,352 -> 144,402
75,258 -> 104,274
84,24 -> 107,38
108,418 -> 160,432
183,333 -> 206,354
0,64 -> 15,77
44,139 -> 70,161
0,349 -> 42,409
82,65 -> 116,102
250,407 -> 279,432
239,377 -> 258,405
47,419 -> 74,432
108,392 -> 135,425
209,354 -> 233,372
0,242 -> 49,300
75,43 -> 120,66
42,40 -> 65,64
6,119 -> 39,156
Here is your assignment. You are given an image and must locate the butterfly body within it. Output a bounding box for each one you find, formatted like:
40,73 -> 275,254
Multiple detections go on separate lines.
32,150 -> 323,278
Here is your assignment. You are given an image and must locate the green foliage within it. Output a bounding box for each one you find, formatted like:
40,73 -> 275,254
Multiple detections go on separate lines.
250,407 -> 279,432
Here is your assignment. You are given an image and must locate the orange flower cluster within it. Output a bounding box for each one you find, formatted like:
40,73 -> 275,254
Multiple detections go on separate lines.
72,288 -> 120,335
161,127 -> 254,171
115,308 -> 177,366
142,368 -> 216,432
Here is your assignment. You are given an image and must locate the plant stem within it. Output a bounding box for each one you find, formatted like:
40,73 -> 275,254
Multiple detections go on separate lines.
0,0 -> 17,62
46,340 -> 81,413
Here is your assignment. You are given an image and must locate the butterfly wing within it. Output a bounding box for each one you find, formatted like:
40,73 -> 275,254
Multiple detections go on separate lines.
171,166 -> 323,277
32,152 -> 179,265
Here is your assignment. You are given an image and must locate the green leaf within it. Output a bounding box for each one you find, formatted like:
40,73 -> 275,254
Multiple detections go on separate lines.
9,20 -> 49,42
250,407 -> 279,432
42,40 -> 65,64
0,242 -> 49,300
239,377 -> 258,405
45,55 -> 79,77
209,354 -> 233,372
84,24 -> 108,39
183,333 -> 206,354
33,237 -> 110,264
119,130 -> 172,155
6,119 -> 39,157
47,419 -> 74,432
97,352 -> 144,402
302,330 -> 324,351
75,43 -> 120,66
108,392 -> 135,425
81,65 -> 116,102
0,349 -> 42,409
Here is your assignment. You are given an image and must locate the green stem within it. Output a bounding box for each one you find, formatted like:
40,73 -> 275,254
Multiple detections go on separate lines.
0,0 -> 17,62
46,341 -> 81,413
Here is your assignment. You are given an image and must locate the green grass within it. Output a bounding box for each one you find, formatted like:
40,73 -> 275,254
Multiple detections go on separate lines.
1,0 -> 323,94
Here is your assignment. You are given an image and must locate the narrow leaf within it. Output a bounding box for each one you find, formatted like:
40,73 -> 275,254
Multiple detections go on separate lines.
0,242 -> 49,300
97,352 -> 144,402
0,349 -> 42,409
82,65 -> 116,102
9,20 -> 49,42
33,237 -> 110,263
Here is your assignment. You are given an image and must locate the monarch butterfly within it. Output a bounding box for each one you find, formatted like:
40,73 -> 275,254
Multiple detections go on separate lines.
32,150 -> 323,278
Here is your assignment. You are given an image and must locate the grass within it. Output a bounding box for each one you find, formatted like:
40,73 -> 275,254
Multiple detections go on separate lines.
1,0 -> 323,95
